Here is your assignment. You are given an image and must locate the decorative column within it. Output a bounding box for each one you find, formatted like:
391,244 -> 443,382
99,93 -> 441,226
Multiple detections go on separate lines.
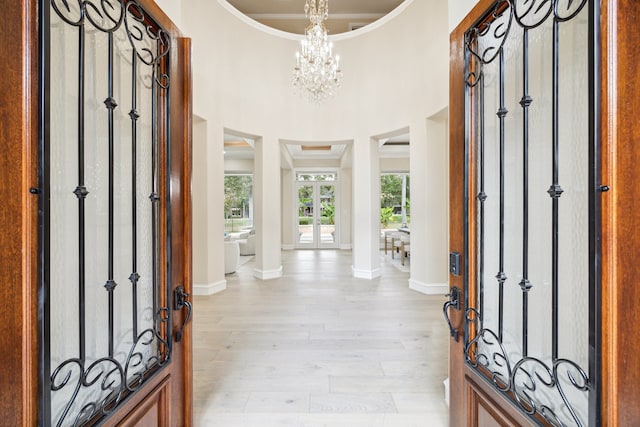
409,116 -> 449,294
192,120 -> 226,295
253,135 -> 282,279
351,134 -> 380,279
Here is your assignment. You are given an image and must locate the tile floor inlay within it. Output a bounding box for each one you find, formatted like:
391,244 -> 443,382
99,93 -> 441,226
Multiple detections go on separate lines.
193,250 -> 449,426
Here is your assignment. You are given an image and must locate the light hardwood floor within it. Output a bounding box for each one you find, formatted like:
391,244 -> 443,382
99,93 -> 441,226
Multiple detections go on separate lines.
193,250 -> 449,426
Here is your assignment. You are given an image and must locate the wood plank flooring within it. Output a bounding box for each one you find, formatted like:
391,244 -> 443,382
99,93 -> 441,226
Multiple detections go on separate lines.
193,250 -> 449,426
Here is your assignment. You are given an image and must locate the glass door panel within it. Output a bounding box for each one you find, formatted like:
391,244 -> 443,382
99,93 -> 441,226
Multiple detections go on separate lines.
297,184 -> 315,247
319,184 -> 336,247
296,181 -> 339,248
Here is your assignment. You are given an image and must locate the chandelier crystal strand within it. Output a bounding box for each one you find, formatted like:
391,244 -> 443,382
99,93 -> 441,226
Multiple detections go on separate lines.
293,0 -> 342,102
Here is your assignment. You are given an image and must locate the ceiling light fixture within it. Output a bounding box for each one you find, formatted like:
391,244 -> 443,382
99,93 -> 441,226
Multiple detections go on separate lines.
293,0 -> 343,102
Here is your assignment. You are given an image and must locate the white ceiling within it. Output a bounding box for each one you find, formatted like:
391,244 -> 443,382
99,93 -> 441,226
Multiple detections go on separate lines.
223,134 -> 409,162
225,0 -> 406,34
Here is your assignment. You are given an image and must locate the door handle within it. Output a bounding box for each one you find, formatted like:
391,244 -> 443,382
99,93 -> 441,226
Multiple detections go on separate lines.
173,285 -> 192,342
443,286 -> 461,342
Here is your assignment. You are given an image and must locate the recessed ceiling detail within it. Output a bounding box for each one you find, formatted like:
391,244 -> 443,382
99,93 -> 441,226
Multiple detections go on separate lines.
224,140 -> 252,148
286,143 -> 347,160
225,0 -> 405,35
301,145 -> 332,151
224,134 -> 254,160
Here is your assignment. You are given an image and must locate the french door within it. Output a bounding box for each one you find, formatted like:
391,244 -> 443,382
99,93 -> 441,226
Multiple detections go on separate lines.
296,181 -> 339,249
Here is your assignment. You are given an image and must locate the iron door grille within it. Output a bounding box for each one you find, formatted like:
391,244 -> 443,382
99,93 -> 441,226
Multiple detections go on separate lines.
38,1 -> 174,425
462,1 -> 601,426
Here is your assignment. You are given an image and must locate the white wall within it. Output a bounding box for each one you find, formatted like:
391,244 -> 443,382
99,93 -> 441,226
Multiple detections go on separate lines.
224,159 -> 254,173
448,0 -> 480,33
176,0 -> 450,283
153,0 -> 182,28
380,158 -> 410,173
183,0 -> 448,143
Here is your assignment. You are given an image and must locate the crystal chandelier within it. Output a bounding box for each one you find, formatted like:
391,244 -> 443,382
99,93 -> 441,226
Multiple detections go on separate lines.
293,0 -> 343,102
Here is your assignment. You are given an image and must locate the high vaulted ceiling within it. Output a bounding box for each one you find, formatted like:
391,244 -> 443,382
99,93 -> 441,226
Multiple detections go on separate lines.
225,0 -> 406,34
221,1 -> 411,165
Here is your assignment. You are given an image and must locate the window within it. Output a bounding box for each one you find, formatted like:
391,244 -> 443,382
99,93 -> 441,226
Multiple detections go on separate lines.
224,175 -> 253,232
380,173 -> 410,228
296,172 -> 337,182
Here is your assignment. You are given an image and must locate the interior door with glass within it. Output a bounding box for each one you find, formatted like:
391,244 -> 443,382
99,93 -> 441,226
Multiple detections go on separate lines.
296,176 -> 338,249
447,0 -> 600,426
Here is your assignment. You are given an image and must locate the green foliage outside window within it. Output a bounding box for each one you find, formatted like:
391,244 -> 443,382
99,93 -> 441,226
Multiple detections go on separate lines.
380,174 -> 410,227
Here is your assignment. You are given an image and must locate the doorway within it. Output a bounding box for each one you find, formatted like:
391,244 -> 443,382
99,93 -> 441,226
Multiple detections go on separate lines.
295,173 -> 339,249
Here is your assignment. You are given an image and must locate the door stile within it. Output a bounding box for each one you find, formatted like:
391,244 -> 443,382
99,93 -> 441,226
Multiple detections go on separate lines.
599,2 -> 640,426
448,2 -> 473,423
168,35 -> 194,427
587,1 -> 602,425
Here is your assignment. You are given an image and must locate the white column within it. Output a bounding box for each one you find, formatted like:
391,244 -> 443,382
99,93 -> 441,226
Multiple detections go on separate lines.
339,166 -> 352,250
352,135 -> 380,279
253,135 -> 282,279
281,168 -> 295,250
192,119 -> 226,295
409,116 -> 449,294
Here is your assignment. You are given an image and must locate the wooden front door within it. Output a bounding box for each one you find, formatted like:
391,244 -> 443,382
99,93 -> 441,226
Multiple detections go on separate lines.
449,0 -> 597,425
0,1 -> 192,425
449,1 -> 640,426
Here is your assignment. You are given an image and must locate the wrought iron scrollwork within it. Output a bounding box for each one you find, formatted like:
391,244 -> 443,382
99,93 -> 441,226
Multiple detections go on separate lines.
50,0 -> 171,88
462,0 -> 595,426
124,1 -> 171,88
465,0 -> 589,87
50,310 -> 171,427
50,0 -> 124,30
45,0 -> 173,425
465,310 -> 590,427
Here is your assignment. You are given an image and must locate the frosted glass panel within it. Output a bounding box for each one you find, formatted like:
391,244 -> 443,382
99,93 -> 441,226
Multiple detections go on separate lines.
47,1 -> 171,425
466,1 -> 591,426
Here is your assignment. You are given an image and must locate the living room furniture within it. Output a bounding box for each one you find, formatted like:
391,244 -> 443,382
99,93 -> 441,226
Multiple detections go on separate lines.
238,234 -> 256,256
224,240 -> 239,274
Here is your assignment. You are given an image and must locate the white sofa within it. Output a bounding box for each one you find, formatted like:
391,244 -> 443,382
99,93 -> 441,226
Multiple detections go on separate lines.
224,240 -> 239,274
238,233 -> 255,256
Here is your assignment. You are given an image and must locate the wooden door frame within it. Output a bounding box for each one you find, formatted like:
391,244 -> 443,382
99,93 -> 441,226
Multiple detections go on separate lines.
0,1 -> 40,425
449,1 -> 640,425
0,1 -> 193,425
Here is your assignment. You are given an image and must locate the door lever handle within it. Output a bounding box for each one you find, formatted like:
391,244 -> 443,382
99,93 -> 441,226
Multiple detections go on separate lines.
442,286 -> 461,342
174,285 -> 192,342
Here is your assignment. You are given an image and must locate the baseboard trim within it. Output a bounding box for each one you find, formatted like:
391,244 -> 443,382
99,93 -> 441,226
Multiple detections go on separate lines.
340,244 -> 352,250
281,244 -> 295,250
254,266 -> 283,280
193,280 -> 227,296
352,266 -> 381,280
409,279 -> 448,295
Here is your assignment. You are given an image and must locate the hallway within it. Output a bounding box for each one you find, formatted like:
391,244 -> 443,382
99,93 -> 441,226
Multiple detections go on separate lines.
193,250 -> 449,426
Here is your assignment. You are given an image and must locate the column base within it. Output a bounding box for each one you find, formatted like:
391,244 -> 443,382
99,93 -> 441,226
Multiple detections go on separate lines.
253,266 -> 283,280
